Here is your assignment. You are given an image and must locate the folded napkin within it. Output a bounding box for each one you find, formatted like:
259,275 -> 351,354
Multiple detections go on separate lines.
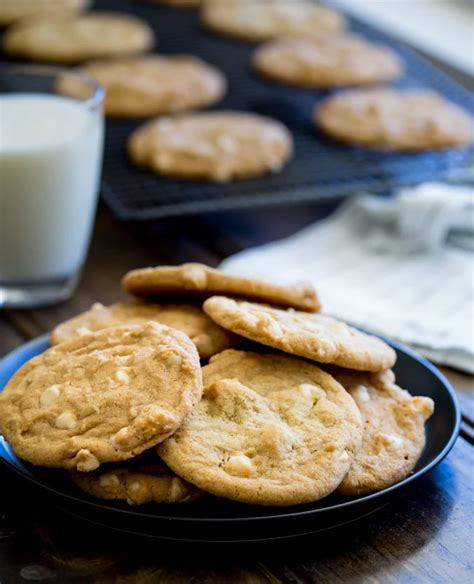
220,183 -> 474,373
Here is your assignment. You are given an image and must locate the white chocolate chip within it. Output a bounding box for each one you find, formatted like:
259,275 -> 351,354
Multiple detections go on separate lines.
189,141 -> 216,158
243,313 -> 259,327
115,369 -> 130,384
380,433 -> 404,451
216,134 -> 239,153
112,426 -> 129,447
352,385 -> 370,403
129,481 -> 141,493
224,454 -> 253,477
55,412 -> 77,430
298,383 -> 324,399
99,473 -> 120,488
182,265 -> 207,288
76,326 -> 92,336
264,319 -> 283,338
263,126 -> 284,141
128,399 -> 140,418
76,449 -> 100,472
167,133 -> 189,147
91,303 -> 104,311
136,347 -> 154,358
40,385 -> 61,408
339,450 -> 349,463
167,353 -> 182,367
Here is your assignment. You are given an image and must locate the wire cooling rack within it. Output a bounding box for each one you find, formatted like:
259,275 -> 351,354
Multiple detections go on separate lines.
94,0 -> 474,220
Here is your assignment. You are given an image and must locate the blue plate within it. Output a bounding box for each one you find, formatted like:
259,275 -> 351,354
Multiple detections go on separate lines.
0,335 -> 460,542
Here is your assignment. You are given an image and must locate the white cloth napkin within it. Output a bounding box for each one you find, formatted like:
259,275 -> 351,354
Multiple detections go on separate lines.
220,183 -> 474,373
332,0 -> 474,75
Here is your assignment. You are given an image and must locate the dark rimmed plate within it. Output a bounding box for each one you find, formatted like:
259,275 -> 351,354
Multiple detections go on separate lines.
0,334 -> 460,542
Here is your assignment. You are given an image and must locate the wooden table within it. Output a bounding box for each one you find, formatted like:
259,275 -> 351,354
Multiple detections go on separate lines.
1,201 -> 473,583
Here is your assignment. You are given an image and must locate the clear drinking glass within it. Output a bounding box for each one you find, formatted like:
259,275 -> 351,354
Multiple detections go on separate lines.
0,65 -> 104,308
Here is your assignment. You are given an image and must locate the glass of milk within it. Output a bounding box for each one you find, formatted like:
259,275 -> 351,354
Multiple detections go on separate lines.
0,65 -> 104,308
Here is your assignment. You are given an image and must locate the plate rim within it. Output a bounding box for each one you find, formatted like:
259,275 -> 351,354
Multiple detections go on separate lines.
57,502 -> 390,543
0,333 -> 461,526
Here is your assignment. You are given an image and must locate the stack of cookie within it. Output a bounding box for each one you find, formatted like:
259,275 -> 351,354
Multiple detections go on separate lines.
0,263 -> 434,507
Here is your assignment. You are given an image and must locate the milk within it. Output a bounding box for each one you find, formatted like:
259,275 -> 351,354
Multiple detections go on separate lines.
0,94 -> 104,283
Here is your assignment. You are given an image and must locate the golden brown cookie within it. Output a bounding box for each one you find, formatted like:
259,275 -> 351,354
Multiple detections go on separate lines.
201,0 -> 346,42
72,56 -> 226,118
327,367 -> 434,495
4,12 -> 155,64
122,263 -> 320,311
158,350 -> 362,506
128,111 -> 293,182
315,88 -> 474,151
203,297 -> 396,372
51,301 -> 236,359
253,34 -> 403,88
71,459 -> 203,504
0,0 -> 90,26
0,323 -> 202,471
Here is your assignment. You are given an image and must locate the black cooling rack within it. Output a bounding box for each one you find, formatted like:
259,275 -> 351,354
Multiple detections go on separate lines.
95,0 -> 474,220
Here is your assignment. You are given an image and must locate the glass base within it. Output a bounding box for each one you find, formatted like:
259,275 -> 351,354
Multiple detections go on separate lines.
0,273 -> 80,308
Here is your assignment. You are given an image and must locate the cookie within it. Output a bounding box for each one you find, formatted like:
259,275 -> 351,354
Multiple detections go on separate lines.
71,459 -> 203,504
128,111 -> 293,182
158,350 -> 362,506
122,263 -> 320,311
315,88 -> 474,151
201,0 -> 346,43
0,0 -> 90,26
327,367 -> 434,495
203,297 -> 396,372
51,301 -> 236,359
253,34 -> 403,88
4,12 -> 155,64
73,56 -> 226,118
0,323 -> 202,471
